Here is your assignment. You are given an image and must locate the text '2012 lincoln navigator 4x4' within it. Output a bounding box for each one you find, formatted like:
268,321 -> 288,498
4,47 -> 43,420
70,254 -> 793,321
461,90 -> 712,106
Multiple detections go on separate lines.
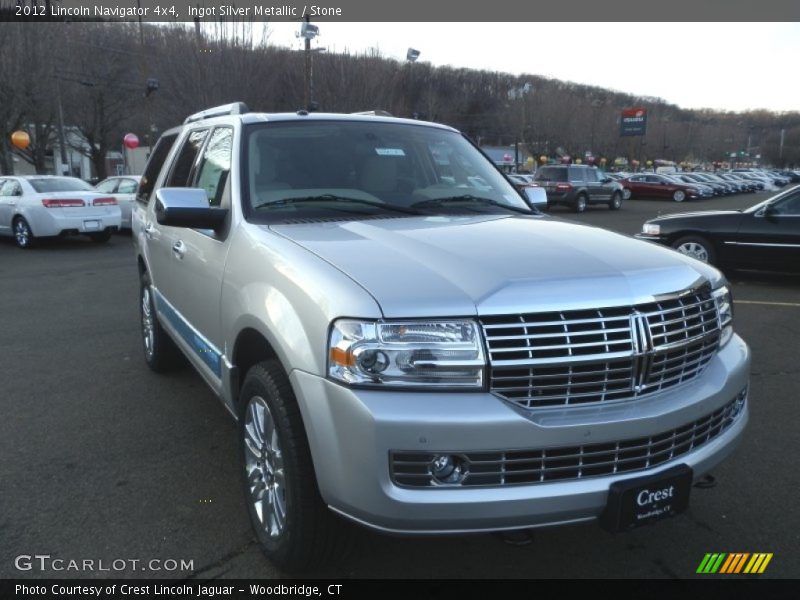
133,103 -> 750,572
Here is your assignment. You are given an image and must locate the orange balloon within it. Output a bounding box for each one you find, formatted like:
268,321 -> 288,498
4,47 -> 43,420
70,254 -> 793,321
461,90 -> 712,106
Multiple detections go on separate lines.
11,131 -> 30,150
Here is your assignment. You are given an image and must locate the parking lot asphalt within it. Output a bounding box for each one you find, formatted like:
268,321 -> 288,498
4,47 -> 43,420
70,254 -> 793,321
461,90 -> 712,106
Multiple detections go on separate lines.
1,191 -> 797,580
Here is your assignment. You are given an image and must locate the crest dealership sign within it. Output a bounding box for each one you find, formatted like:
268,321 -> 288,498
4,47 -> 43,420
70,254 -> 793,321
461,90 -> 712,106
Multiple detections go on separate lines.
620,107 -> 647,137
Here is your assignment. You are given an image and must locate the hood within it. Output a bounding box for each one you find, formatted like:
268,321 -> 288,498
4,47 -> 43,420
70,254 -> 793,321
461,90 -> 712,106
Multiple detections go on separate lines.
269,215 -> 723,318
651,210 -> 742,221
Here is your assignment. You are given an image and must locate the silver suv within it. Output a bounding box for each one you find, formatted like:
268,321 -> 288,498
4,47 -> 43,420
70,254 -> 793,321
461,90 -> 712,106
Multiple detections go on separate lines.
133,104 -> 750,571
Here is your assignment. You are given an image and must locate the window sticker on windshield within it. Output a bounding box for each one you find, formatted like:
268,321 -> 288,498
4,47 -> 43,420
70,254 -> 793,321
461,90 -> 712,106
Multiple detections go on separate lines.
375,148 -> 406,156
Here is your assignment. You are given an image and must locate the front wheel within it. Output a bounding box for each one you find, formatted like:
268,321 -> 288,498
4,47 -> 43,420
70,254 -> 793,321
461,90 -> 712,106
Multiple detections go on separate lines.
672,235 -> 716,264
13,217 -> 35,249
672,189 -> 686,202
239,361 -> 354,572
608,192 -> 622,210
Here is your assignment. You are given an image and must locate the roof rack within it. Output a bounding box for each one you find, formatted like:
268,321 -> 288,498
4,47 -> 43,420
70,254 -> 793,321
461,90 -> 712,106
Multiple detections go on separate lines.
184,102 -> 250,124
351,110 -> 393,117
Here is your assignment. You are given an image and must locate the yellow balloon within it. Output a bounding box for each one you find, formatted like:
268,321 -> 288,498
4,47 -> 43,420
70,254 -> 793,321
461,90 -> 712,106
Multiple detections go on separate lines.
646,160 -> 653,166
539,155 -> 547,163
575,158 -> 582,164
11,131 -> 30,150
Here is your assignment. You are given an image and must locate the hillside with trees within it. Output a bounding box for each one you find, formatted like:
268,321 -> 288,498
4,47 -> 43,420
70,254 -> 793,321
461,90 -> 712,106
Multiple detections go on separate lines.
1,21 -> 798,178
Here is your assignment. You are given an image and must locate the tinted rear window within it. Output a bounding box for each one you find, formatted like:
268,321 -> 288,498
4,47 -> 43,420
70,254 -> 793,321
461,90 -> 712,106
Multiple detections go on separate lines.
29,178 -> 93,193
534,167 -> 568,182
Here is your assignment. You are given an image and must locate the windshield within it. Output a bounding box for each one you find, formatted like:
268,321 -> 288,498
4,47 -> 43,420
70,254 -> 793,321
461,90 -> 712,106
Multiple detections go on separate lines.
243,120 -> 530,220
28,177 -> 93,193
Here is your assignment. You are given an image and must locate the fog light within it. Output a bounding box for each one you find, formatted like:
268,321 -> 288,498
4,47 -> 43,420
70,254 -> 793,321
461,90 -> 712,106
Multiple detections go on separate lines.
430,454 -> 467,485
730,386 -> 748,419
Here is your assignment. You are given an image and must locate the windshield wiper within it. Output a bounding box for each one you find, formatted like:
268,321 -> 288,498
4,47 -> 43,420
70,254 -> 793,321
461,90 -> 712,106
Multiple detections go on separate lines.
253,194 -> 419,215
411,194 -> 531,214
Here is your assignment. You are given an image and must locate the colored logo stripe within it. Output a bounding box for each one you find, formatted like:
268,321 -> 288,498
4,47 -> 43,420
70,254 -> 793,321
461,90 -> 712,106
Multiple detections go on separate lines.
697,553 -> 773,574
744,553 -> 773,574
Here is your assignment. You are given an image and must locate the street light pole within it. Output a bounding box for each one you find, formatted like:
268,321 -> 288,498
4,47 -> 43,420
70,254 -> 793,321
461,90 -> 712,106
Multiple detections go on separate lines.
304,17 -> 311,109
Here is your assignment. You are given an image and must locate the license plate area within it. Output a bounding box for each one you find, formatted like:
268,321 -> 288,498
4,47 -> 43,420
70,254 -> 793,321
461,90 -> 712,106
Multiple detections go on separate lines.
600,464 -> 692,532
83,220 -> 100,231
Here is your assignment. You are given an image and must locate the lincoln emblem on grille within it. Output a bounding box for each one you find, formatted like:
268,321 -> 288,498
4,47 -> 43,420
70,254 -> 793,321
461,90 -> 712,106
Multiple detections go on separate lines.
630,311 -> 655,393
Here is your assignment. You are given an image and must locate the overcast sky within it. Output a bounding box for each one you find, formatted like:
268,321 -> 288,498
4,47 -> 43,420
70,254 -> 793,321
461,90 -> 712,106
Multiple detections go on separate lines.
264,22 -> 800,113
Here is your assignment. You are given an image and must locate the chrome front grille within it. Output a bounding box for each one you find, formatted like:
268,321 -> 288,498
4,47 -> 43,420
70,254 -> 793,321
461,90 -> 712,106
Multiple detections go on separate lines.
390,387 -> 747,488
482,289 -> 721,408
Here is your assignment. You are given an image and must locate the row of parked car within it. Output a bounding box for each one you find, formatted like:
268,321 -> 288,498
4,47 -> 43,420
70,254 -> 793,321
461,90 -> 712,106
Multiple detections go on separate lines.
508,166 -> 800,213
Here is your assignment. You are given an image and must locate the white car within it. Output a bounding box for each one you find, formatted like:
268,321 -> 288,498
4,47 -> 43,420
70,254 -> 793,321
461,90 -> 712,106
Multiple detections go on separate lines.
95,175 -> 141,229
0,176 -> 122,249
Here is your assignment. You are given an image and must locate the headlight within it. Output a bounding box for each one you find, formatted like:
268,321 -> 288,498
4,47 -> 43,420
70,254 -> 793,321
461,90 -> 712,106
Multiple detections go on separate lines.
642,223 -> 660,236
328,319 -> 485,388
713,285 -> 733,347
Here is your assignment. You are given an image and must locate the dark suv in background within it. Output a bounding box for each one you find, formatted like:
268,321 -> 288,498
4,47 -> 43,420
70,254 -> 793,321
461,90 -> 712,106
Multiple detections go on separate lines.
533,165 -> 624,212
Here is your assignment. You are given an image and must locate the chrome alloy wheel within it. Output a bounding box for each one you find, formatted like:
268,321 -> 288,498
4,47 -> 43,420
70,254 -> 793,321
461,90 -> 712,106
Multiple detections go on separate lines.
676,241 -> 709,262
14,219 -> 31,247
141,286 -> 155,359
244,395 -> 287,538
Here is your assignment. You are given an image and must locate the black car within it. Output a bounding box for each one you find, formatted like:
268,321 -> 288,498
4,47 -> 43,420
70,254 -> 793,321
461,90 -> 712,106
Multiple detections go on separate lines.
533,165 -> 624,212
636,185 -> 800,272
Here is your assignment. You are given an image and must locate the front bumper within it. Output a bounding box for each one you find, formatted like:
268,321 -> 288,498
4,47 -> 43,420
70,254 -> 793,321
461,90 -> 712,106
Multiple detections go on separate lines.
291,335 -> 750,534
634,233 -> 668,246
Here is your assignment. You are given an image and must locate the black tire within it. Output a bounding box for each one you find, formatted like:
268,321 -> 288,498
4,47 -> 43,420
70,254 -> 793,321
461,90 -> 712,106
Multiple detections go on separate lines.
139,271 -> 183,372
671,235 -> 716,265
239,361 -> 354,573
574,194 -> 588,213
88,230 -> 112,243
672,189 -> 687,202
13,216 -> 36,249
608,192 -> 622,210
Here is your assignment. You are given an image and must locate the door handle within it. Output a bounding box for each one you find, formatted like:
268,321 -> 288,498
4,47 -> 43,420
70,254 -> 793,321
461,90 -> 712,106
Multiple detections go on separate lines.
144,222 -> 155,239
172,240 -> 187,259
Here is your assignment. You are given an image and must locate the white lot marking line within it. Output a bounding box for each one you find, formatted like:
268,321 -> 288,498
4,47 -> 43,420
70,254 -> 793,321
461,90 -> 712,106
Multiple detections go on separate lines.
736,300 -> 800,308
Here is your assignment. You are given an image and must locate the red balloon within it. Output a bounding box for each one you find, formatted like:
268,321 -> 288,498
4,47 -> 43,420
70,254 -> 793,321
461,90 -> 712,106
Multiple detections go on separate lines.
123,133 -> 139,149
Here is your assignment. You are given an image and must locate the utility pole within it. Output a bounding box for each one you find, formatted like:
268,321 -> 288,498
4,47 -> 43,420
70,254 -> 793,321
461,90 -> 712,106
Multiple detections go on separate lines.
779,128 -> 785,164
55,77 -> 69,175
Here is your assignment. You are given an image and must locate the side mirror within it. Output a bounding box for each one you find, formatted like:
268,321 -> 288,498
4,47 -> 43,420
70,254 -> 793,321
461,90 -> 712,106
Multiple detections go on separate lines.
601,177 -> 612,183
155,188 -> 229,230
763,204 -> 778,218
524,186 -> 548,209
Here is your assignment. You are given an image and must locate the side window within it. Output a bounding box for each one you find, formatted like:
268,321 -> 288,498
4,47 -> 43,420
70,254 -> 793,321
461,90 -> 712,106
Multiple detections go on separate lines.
95,179 -> 118,193
167,129 -> 209,187
193,127 -> 233,207
117,179 -> 138,194
138,132 -> 179,204
772,191 -> 800,216
3,181 -> 22,196
568,167 -> 583,182
584,169 -> 599,183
